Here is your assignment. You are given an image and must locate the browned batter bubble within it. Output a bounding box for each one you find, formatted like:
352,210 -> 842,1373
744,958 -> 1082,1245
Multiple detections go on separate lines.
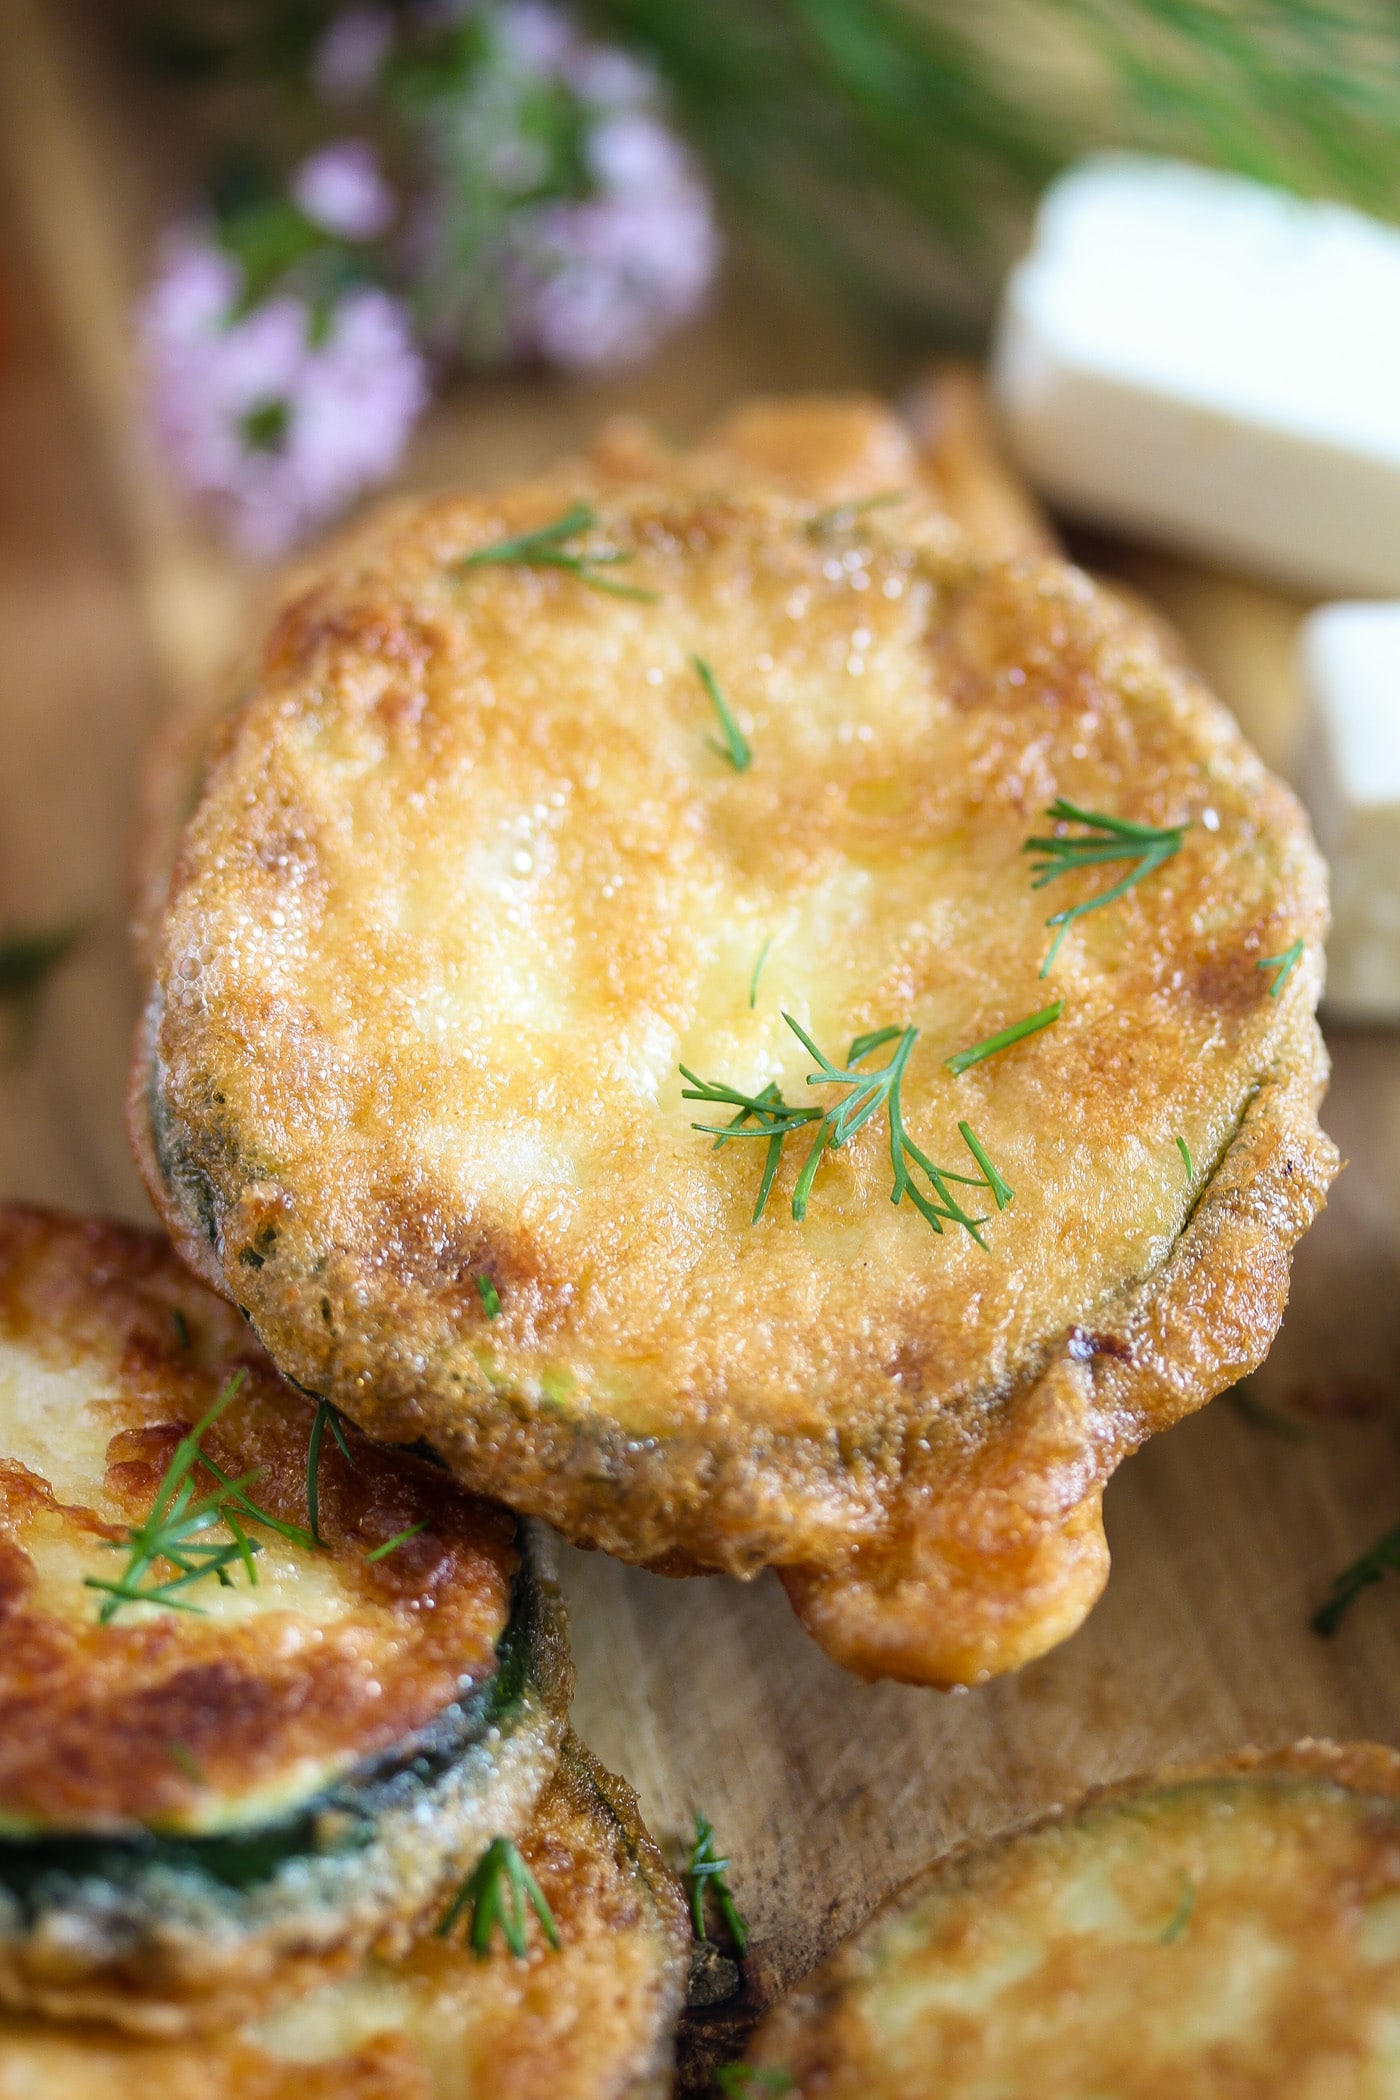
132,378 -> 1335,1689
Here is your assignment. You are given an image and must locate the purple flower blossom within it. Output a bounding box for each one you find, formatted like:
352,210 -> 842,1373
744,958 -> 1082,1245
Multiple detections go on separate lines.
292,140 -> 395,241
312,6 -> 394,103
141,229 -> 427,556
414,1 -> 720,370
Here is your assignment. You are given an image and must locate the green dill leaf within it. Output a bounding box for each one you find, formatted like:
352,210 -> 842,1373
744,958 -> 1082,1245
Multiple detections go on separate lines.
1314,1519 -> 1400,1637
0,922 -> 83,1000
1226,1381 -> 1314,1442
438,1835 -> 561,1959
171,1307 -> 191,1350
166,1741 -> 206,1785
1024,800 -> 1188,977
305,1398 -> 353,1546
790,1118 -> 832,1222
477,1274 -> 502,1319
1257,937 -> 1304,997
688,1811 -> 750,1956
749,936 -> 773,1009
1158,1873 -> 1196,1945
693,655 -> 751,771
848,1024 -> 905,1063
957,1123 -> 1013,1210
945,997 -> 1063,1075
715,2069 -> 794,2097
366,1520 -> 429,1562
805,488 -> 908,535
1177,1134 -> 1193,1180
457,503 -> 659,601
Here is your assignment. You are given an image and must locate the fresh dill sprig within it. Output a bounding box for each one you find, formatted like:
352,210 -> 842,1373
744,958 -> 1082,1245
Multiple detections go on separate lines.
716,2070 -> 794,2098
477,1274 -> 502,1319
1176,1135 -> 1193,1180
171,1307 -> 191,1350
458,502 -> 659,602
1025,799 -> 1188,977
805,488 -> 908,535
305,1398 -> 354,1545
1257,937 -> 1304,998
0,922 -> 83,1061
1158,1873 -> 1196,1945
945,998 -> 1063,1076
87,1371 -> 317,1623
166,1741 -> 206,1785
1226,1381 -> 1314,1443
367,1520 -> 428,1561
683,1019 -> 1012,1244
437,1836 -> 561,1960
689,1812 -> 749,1956
1314,1520 -> 1400,1637
693,655 -> 752,771
749,937 -> 773,1009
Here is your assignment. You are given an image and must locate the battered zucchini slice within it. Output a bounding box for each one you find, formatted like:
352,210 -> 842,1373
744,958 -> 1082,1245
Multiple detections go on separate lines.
131,382 -> 1335,1689
745,1741 -> 1400,2098
0,1205 -> 570,2033
0,1734 -> 689,2100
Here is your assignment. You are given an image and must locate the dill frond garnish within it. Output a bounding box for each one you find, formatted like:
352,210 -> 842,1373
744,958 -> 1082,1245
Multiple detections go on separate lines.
805,488 -> 908,535
0,922 -> 83,1061
1257,937 -> 1304,997
171,1308 -> 191,1350
166,1742 -> 206,1785
945,998 -> 1063,1075
367,1520 -> 428,1561
1314,1520 -> 1400,1637
749,937 -> 773,1009
458,502 -> 659,601
437,1836 -> 561,1960
87,1371 -> 317,1623
716,2070 -> 794,2097
689,1812 -> 749,1956
683,1018 -> 1012,1245
1158,1874 -> 1195,1945
305,1398 -> 354,1545
1025,799 -> 1188,977
477,1274 -> 502,1319
1177,1135 -> 1193,1179
693,655 -> 751,771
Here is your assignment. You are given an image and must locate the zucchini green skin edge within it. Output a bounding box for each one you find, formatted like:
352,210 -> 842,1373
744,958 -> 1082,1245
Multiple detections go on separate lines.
0,1524 -> 573,2028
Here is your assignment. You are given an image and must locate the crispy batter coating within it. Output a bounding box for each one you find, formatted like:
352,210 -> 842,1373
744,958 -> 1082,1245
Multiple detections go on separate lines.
745,1741 -> 1400,2098
0,1205 -> 572,2030
131,381 -> 1335,1687
0,1734 -> 690,2100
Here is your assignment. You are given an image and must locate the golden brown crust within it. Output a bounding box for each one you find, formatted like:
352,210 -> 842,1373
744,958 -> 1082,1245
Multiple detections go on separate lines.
745,1739 -> 1400,2098
0,1734 -> 691,2100
131,385 -> 1334,1687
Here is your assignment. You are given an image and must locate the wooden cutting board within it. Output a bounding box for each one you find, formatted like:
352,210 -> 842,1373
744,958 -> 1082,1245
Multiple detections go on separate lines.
4,4 -> 1400,2084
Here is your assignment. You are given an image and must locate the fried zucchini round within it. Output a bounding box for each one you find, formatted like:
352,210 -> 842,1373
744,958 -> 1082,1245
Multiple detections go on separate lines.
131,389 -> 1335,1688
0,1205 -> 571,2031
744,1740 -> 1400,2098
0,1734 -> 690,2100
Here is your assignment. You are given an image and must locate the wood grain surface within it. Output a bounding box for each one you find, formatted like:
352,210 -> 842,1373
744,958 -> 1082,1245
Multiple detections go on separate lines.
4,4 -> 1400,2085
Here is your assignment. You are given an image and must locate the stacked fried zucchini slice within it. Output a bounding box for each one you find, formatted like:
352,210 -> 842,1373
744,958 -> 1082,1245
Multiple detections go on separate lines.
0,1202 -> 688,2092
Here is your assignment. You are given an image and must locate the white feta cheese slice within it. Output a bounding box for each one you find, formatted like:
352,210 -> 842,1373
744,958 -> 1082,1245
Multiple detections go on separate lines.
993,155 -> 1400,595
1297,601 -> 1400,1018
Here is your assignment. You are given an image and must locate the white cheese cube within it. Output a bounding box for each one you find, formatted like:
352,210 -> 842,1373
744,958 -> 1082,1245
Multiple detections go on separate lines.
1297,602 -> 1400,1018
993,156 -> 1400,595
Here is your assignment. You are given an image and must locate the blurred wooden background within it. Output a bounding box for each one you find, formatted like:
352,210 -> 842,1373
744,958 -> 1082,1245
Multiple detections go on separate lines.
3,0 -> 1400,2082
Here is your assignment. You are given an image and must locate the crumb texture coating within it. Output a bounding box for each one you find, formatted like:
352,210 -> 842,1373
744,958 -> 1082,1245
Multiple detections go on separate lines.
133,387 -> 1336,1686
0,1734 -> 691,2100
0,1206 -> 572,2032
747,1741 -> 1400,2099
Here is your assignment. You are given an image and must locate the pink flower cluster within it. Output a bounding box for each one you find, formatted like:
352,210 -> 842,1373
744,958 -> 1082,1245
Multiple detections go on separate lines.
141,227 -> 426,558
